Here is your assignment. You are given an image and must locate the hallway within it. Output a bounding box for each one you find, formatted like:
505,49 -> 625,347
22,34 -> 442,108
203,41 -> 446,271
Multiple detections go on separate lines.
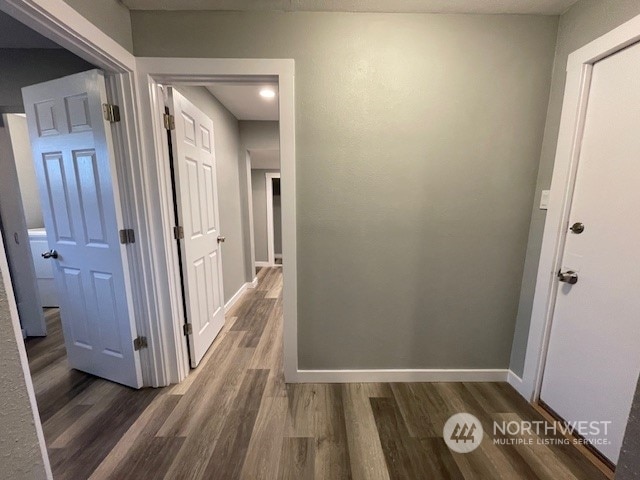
27,268 -> 607,479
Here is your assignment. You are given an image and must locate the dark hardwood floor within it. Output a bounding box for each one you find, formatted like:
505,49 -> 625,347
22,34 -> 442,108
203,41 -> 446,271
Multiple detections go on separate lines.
25,268 -> 608,479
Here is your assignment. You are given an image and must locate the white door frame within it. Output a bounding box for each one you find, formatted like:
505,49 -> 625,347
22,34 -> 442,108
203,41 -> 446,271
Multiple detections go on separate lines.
135,57 -> 298,383
265,172 -> 281,267
0,0 -> 172,388
0,0 -> 160,477
521,13 -> 640,402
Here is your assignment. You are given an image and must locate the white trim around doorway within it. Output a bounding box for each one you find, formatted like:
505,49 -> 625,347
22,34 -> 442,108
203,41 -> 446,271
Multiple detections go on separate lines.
0,0 -> 159,477
135,57 -> 298,383
521,13 -> 640,402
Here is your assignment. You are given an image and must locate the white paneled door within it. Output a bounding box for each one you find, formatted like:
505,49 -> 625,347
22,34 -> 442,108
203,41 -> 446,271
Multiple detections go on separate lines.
22,70 -> 142,388
168,88 -> 225,368
540,41 -> 640,464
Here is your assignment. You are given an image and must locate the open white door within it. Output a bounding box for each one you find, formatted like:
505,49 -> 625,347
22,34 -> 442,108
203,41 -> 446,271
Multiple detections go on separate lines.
167,88 -> 225,368
22,70 -> 142,388
0,117 -> 46,336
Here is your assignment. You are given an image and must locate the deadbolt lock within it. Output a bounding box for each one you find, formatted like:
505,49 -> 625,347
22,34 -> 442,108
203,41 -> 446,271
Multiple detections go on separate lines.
570,222 -> 585,234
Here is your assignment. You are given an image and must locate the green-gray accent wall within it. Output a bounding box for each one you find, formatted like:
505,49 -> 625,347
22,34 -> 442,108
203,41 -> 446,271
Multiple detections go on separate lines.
63,0 -> 133,52
132,11 -> 558,370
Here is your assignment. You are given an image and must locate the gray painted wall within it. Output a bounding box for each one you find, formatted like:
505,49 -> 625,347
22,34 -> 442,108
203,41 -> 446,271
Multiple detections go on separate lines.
509,0 -> 640,377
0,253 -> 48,479
5,115 -> 43,229
251,169 -> 280,263
176,86 -> 247,304
238,121 -> 280,279
63,0 -> 133,52
239,121 -> 279,151
133,12 -> 558,369
0,49 -> 94,113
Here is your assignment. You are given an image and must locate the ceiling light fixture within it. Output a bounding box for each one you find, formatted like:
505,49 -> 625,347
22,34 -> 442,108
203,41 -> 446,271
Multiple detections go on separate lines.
260,88 -> 276,99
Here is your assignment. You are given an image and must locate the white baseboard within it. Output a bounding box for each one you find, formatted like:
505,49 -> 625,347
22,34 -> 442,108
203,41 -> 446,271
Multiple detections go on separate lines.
255,261 -> 270,268
224,281 -> 255,313
507,369 -> 531,400
294,369 -> 509,383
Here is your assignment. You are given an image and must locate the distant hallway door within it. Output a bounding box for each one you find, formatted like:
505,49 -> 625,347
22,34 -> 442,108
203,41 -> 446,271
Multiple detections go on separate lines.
266,172 -> 281,266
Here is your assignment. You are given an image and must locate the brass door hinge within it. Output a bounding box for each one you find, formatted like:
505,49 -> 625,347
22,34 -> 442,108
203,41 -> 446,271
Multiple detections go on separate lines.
119,228 -> 135,244
133,336 -> 148,350
174,225 -> 184,240
183,323 -> 193,335
164,113 -> 175,130
103,103 -> 121,123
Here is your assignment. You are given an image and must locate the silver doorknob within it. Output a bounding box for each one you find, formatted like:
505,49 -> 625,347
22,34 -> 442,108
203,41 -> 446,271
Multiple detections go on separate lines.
557,270 -> 578,284
42,249 -> 58,259
217,236 -> 226,243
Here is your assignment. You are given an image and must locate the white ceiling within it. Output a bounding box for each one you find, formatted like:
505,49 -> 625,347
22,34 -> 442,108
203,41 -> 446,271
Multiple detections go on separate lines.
206,83 -> 279,121
250,149 -> 280,170
122,0 -> 579,15
0,11 -> 61,48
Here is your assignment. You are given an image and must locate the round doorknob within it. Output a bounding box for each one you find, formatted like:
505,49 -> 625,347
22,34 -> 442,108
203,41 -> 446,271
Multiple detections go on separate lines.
217,236 -> 226,243
570,222 -> 585,234
42,249 -> 58,259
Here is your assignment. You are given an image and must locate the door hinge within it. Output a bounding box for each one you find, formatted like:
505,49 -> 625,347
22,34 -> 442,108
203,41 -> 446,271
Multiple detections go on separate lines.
164,113 -> 175,130
119,228 -> 135,244
133,336 -> 148,350
102,103 -> 121,123
183,323 -> 193,335
173,225 -> 184,240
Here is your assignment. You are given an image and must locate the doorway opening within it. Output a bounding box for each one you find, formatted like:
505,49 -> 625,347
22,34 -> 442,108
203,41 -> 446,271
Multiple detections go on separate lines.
155,78 -> 285,373
136,57 -> 297,383
251,163 -> 281,269
0,9 -> 157,478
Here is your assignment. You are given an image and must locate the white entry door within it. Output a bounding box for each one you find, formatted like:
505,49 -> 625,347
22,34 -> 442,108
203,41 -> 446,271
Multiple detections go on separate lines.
540,41 -> 640,464
168,88 -> 225,368
22,70 -> 142,388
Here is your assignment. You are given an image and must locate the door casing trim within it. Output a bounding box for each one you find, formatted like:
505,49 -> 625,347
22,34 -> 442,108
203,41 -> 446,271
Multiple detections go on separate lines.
0,0 -> 156,477
136,57 -> 298,384
522,13 -> 640,402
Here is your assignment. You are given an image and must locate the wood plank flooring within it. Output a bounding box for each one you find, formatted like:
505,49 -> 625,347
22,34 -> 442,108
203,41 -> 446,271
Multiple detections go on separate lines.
25,268 -> 609,479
